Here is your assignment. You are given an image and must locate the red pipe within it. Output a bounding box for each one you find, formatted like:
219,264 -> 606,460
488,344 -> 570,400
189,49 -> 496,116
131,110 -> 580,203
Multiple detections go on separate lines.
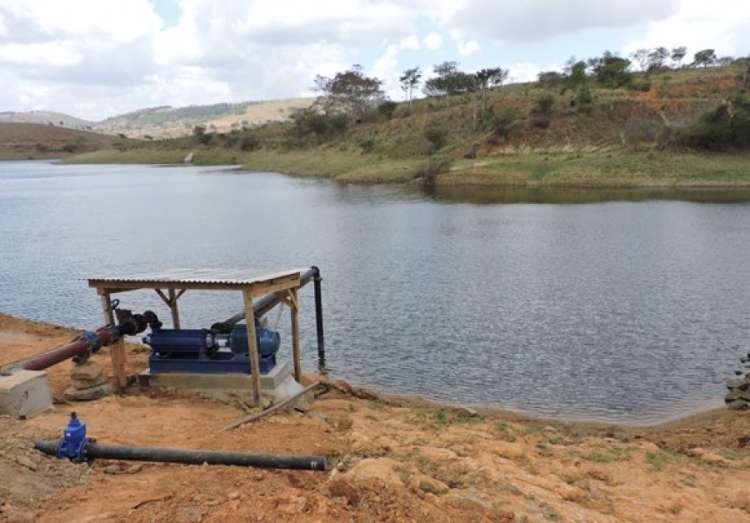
21,326 -> 116,371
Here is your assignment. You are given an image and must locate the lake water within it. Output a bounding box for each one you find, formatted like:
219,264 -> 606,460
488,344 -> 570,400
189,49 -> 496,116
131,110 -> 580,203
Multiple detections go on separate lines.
2,160 -> 750,424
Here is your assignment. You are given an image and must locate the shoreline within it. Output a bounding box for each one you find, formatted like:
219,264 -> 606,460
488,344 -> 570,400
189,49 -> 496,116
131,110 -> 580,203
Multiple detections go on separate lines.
59,147 -> 750,189
0,311 -> 730,430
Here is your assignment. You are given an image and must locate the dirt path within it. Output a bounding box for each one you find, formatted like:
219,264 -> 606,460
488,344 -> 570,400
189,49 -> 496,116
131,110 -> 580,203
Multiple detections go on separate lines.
1,313 -> 750,522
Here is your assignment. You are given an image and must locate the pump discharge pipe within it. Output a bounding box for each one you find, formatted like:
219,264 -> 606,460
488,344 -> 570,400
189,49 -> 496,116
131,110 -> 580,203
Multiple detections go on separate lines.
35,413 -> 327,471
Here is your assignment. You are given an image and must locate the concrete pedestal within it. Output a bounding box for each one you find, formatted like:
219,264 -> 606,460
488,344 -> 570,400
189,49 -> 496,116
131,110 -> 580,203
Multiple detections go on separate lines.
137,361 -> 301,402
0,370 -> 53,418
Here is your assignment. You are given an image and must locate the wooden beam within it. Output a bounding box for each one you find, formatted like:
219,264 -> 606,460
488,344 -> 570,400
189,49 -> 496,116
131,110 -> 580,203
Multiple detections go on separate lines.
154,289 -> 170,305
290,287 -> 301,382
242,289 -> 262,406
222,382 -> 320,431
175,288 -> 187,300
168,288 -> 181,329
99,291 -> 126,392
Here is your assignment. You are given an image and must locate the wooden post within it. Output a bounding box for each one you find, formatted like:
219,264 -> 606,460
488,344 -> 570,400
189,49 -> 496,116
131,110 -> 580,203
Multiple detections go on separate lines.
168,288 -> 181,329
242,288 -> 262,406
100,290 -> 127,392
289,288 -> 301,382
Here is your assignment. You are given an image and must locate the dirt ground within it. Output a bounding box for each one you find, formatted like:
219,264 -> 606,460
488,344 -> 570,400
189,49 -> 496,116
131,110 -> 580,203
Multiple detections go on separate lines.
2,312 -> 750,522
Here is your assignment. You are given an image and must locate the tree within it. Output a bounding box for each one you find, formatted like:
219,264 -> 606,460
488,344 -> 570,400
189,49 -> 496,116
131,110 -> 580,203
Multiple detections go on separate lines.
423,61 -> 476,96
561,58 -> 588,93
631,49 -> 650,71
193,125 -> 211,145
399,67 -> 422,107
671,46 -> 687,68
647,47 -> 669,72
693,49 -> 717,68
592,52 -> 632,87
474,67 -> 508,113
538,71 -> 563,87
314,65 -> 384,117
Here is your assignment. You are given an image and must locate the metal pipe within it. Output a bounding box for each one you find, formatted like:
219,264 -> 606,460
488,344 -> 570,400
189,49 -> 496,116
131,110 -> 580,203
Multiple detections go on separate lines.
311,266 -> 326,365
34,440 -> 327,471
20,326 -> 117,371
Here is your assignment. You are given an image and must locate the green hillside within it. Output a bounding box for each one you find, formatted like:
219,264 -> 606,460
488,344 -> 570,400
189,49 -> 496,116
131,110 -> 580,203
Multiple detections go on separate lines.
69,63 -> 750,187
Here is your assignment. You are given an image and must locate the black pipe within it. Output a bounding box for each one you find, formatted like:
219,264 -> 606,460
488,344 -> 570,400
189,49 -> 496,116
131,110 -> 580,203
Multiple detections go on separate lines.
311,266 -> 326,365
212,268 -> 319,333
34,440 -> 327,471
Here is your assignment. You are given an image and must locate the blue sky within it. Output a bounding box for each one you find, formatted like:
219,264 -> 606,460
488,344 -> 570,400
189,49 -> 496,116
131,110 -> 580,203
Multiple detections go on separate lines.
0,0 -> 748,120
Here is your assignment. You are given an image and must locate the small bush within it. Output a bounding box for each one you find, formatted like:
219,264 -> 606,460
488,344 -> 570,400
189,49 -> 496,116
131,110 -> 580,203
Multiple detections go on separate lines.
530,94 -> 555,128
287,108 -> 349,144
574,85 -> 594,112
378,101 -> 398,120
240,134 -> 260,151
416,155 -> 453,185
358,138 -> 376,153
629,79 -> 652,92
424,127 -> 448,154
490,107 -> 521,139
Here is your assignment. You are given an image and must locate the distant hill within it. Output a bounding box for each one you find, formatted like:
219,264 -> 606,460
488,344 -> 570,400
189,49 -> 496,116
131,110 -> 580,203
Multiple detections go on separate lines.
94,98 -> 314,139
0,110 -> 94,131
0,97 -> 314,140
0,122 -> 133,159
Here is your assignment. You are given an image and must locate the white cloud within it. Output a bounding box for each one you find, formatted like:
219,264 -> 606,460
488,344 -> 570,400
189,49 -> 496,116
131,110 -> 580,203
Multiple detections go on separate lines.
1,0 -> 748,120
622,0 -> 750,60
507,61 -> 561,83
423,32 -> 443,50
457,39 -> 480,56
447,0 -> 679,41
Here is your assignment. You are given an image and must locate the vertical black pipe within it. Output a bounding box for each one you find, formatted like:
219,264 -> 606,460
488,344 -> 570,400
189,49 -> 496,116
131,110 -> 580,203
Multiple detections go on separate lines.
311,266 -> 326,366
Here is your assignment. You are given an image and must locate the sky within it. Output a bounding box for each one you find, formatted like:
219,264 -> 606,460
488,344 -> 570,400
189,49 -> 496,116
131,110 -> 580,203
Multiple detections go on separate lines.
0,0 -> 748,121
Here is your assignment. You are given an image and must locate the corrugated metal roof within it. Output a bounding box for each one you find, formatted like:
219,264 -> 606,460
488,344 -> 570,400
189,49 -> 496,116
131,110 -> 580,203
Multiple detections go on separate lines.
87,268 -> 304,288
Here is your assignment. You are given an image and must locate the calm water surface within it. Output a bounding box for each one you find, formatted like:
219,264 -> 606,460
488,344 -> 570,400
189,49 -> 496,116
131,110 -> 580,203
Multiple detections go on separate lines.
2,160 -> 749,423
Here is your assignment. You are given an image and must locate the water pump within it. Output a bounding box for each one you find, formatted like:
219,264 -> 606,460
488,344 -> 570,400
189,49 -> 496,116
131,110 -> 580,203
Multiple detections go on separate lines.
143,319 -> 280,375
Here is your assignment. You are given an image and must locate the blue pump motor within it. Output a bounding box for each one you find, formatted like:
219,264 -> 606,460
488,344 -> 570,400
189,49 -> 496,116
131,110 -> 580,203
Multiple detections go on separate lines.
56,412 -> 91,462
229,323 -> 280,358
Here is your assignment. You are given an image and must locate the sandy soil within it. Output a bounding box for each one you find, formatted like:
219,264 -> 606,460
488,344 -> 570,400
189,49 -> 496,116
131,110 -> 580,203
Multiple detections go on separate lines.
1,312 -> 750,522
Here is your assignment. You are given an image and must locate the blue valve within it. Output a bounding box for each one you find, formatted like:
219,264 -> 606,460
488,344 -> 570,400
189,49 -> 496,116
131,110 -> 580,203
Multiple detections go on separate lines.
56,412 -> 91,462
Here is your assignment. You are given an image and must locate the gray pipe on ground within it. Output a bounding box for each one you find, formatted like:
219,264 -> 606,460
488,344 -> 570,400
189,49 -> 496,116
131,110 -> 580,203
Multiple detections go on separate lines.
34,440 -> 327,471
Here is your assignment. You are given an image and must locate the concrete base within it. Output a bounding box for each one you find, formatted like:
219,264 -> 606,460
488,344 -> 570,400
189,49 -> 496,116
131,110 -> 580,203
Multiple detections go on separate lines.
0,370 -> 53,418
137,361 -> 299,402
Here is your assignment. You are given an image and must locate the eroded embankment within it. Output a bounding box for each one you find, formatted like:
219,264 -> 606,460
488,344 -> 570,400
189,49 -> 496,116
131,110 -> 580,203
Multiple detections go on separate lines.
1,312 -> 750,522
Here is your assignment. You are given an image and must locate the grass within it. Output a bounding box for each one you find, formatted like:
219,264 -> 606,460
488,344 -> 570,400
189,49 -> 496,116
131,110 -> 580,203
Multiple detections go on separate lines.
67,146 -> 750,187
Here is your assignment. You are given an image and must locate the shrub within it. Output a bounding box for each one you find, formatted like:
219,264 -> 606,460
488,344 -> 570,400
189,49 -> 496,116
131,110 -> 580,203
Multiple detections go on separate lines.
530,94 -> 555,128
677,91 -> 750,150
287,108 -> 349,144
538,71 -> 563,88
193,125 -> 212,145
240,134 -> 260,151
490,107 -> 521,139
574,85 -> 593,111
377,101 -> 398,120
424,127 -> 448,154
416,155 -> 453,185
629,79 -> 652,92
358,138 -> 376,153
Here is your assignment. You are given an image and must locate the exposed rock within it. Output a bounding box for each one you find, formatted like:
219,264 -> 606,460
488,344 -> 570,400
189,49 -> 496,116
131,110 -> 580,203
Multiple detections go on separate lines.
64,383 -> 111,402
15,454 -> 37,471
70,362 -> 104,383
727,400 -> 749,411
725,389 -> 743,402
726,378 -> 750,390
410,476 -> 450,496
332,380 -> 353,394
455,406 -> 481,419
